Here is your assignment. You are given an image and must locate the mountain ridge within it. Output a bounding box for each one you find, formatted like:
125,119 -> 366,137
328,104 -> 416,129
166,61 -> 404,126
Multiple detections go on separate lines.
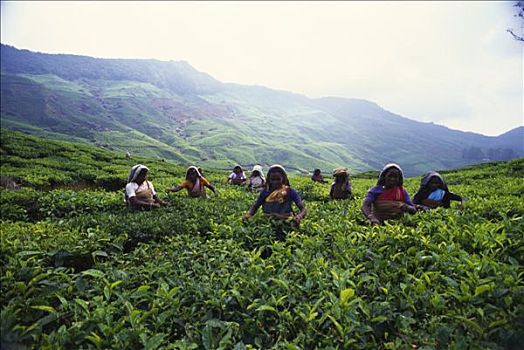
1,43 -> 522,176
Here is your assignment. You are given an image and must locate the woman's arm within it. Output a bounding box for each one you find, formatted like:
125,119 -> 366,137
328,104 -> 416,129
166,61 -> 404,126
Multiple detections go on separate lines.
289,189 -> 307,224
206,184 -> 217,195
243,192 -> 267,221
362,199 -> 380,225
402,189 -> 417,213
243,201 -> 262,221
413,191 -> 424,205
446,191 -> 465,209
168,185 -> 183,193
153,195 -> 168,206
421,198 -> 440,208
293,200 -> 307,224
447,192 -> 462,202
129,197 -> 160,209
401,203 -> 417,214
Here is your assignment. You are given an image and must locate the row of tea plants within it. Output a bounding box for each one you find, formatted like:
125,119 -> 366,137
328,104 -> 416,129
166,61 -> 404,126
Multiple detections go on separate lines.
1,130 -> 523,349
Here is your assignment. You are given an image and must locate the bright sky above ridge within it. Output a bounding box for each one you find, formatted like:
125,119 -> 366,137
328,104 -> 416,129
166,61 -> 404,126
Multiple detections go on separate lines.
1,1 -> 522,136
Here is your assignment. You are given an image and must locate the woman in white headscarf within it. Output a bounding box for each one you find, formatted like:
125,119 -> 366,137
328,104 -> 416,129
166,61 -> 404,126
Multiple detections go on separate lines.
247,164 -> 266,192
227,165 -> 247,186
125,164 -> 168,210
169,166 -> 217,198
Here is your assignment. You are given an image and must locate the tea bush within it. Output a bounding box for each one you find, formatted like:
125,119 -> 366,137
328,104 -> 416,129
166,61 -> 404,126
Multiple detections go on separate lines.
1,130 -> 523,349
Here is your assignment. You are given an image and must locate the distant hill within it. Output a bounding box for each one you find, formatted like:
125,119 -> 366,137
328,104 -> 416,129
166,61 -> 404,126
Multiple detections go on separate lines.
1,44 -> 522,175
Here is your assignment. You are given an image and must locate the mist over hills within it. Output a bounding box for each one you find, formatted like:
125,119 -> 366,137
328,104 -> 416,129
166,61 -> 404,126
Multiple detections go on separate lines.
1,44 -> 522,176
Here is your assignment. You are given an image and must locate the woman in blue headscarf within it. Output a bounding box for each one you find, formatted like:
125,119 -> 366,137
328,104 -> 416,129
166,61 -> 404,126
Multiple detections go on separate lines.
413,171 -> 464,209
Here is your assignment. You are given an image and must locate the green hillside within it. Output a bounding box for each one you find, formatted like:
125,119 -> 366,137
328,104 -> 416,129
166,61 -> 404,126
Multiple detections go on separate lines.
2,44 -> 523,176
1,130 -> 523,349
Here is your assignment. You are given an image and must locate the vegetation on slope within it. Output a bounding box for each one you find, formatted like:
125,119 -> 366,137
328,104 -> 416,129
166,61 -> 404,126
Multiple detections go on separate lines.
2,44 -> 523,176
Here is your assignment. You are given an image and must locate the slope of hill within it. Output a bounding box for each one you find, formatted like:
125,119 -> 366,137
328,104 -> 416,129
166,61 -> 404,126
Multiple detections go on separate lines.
1,44 -> 522,175
1,128 -> 523,349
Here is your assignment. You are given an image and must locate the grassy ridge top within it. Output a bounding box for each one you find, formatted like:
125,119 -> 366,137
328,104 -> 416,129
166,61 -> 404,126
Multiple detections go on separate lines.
1,129 -> 523,349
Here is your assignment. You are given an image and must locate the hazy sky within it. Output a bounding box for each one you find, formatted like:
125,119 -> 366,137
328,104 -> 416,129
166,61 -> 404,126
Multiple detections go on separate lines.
1,1 -> 522,136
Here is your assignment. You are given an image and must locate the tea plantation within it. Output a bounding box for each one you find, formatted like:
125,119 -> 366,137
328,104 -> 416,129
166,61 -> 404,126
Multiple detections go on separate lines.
1,130 -> 523,349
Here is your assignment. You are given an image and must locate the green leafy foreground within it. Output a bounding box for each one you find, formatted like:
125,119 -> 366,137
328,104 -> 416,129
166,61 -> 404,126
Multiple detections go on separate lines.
1,130 -> 523,349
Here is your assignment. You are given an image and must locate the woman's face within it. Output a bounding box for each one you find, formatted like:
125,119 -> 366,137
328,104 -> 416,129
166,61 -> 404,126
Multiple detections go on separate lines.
384,168 -> 401,188
188,168 -> 198,178
136,170 -> 148,184
428,177 -> 442,191
269,171 -> 284,188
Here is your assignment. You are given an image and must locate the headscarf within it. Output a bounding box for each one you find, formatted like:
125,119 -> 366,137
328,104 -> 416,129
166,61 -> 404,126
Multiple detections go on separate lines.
333,167 -> 348,176
332,167 -> 350,185
128,164 -> 149,183
413,171 -> 449,204
377,163 -> 404,186
233,165 -> 243,173
420,171 -> 447,189
265,164 -> 290,191
251,165 -> 265,181
185,166 -> 202,179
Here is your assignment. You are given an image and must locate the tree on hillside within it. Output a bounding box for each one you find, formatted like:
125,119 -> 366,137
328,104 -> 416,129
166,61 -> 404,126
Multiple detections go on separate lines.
487,147 -> 516,161
462,146 -> 485,161
507,1 -> 524,41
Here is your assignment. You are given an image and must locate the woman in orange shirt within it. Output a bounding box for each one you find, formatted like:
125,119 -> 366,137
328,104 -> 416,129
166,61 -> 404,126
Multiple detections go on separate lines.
169,166 -> 217,198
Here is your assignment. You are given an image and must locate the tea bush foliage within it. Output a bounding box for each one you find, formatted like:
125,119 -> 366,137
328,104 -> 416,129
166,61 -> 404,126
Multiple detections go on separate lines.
1,130 -> 523,349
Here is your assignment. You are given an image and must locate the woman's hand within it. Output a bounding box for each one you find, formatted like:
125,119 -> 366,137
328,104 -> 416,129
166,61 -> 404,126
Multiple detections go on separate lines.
401,204 -> 417,214
242,213 -> 252,222
368,215 -> 381,226
168,186 -> 181,193
293,213 -> 304,226
415,204 -> 430,212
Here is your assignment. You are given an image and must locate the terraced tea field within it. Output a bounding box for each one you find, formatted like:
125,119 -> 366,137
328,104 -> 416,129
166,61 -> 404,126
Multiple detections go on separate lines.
1,130 -> 523,349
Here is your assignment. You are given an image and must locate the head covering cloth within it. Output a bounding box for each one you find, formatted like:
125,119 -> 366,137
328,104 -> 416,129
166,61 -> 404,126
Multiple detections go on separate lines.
333,167 -> 349,176
377,163 -> 404,186
185,166 -> 202,179
265,164 -> 290,190
128,164 -> 149,183
251,164 -> 265,181
420,171 -> 448,190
